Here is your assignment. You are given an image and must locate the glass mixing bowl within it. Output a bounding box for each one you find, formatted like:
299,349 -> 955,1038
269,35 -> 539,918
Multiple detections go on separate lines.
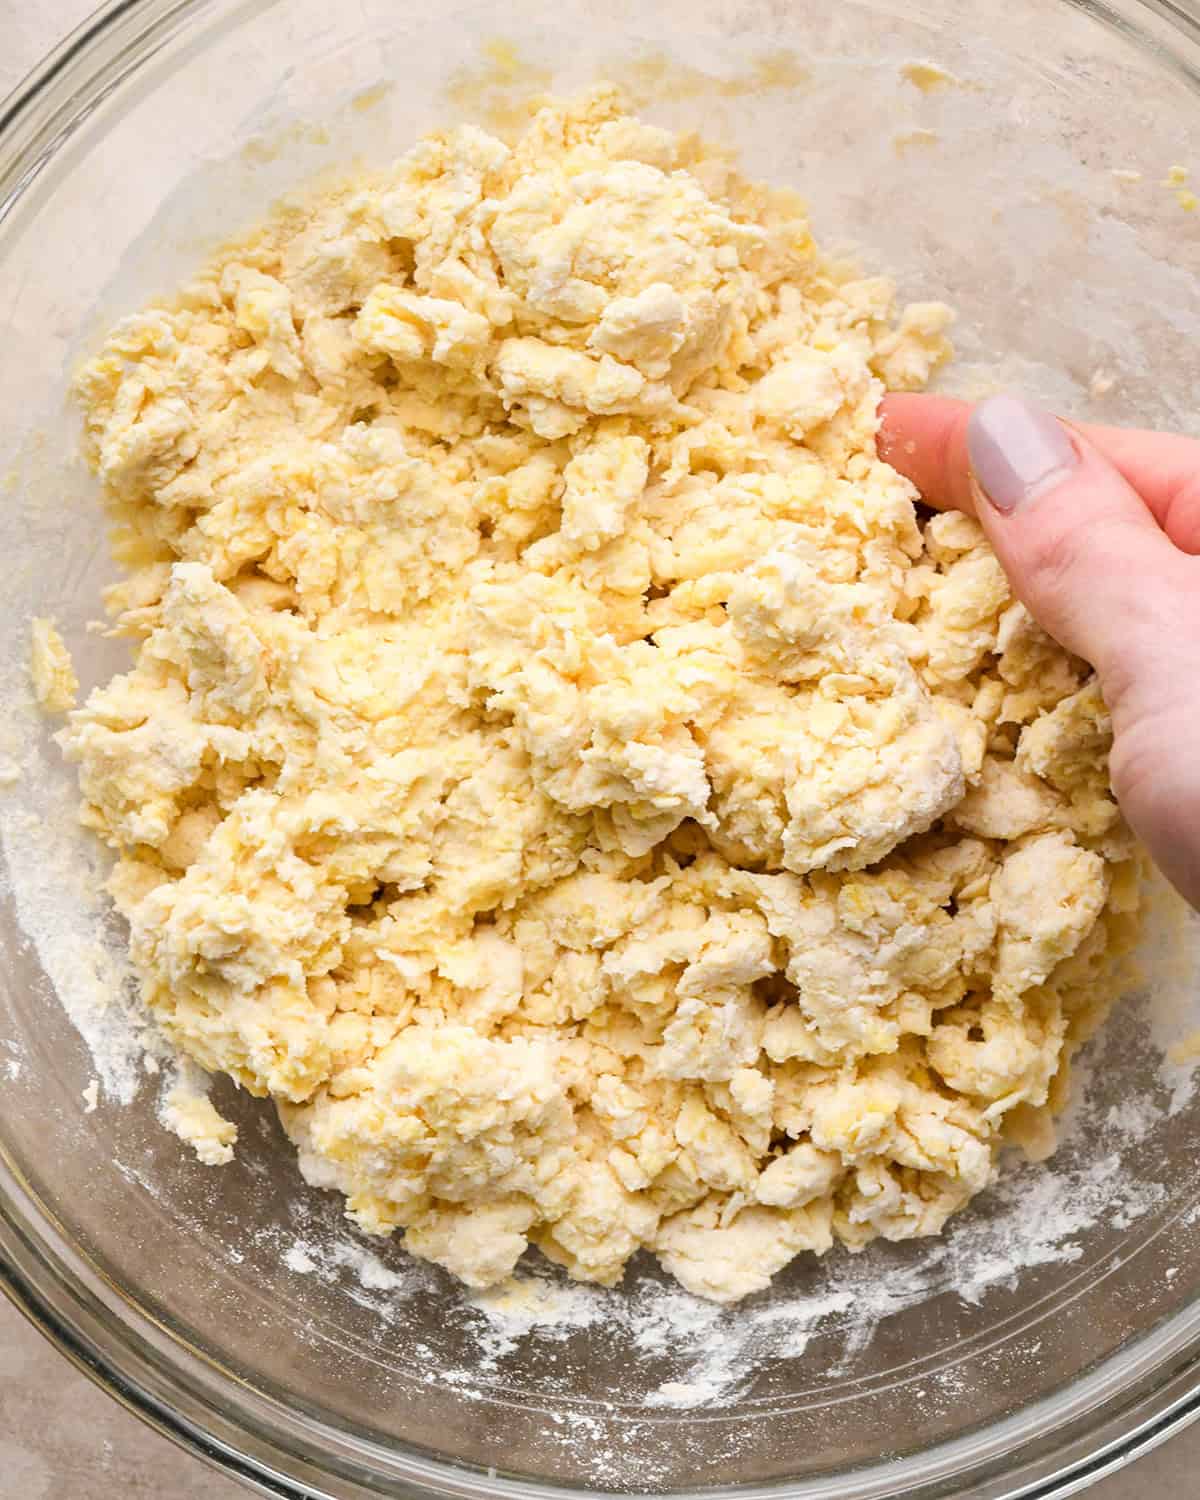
4,1 -> 1200,1495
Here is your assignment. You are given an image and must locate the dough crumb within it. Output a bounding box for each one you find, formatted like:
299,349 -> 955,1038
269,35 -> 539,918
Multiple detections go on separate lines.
894,128 -> 940,155
163,1083 -> 238,1166
901,61 -> 958,93
29,617 -> 78,714
1163,164 -> 1198,210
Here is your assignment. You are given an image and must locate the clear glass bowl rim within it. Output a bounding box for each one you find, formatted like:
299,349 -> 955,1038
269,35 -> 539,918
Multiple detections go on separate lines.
5,2 -> 1200,1496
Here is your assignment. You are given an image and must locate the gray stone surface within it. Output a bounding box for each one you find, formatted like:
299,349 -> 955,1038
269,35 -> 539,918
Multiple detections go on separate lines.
0,2 -> 1196,1495
0,1304 -> 241,1497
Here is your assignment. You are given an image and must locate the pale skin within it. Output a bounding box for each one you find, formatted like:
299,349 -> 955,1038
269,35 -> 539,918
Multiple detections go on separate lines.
878,392 -> 1200,912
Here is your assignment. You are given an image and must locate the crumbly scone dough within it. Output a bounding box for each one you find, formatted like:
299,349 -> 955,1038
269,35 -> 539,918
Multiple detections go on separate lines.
62,88 -> 1139,1303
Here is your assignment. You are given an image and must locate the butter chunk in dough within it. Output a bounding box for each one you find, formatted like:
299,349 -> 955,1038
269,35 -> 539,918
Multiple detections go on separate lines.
656,1197 -> 835,1304
60,87 -> 1138,1301
1017,677 -> 1121,839
991,832 -> 1109,1002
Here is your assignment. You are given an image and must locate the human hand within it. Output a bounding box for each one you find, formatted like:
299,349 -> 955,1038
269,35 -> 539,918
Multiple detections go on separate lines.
878,392 -> 1200,911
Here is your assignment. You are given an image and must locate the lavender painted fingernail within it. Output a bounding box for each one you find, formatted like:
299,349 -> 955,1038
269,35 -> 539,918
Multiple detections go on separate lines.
967,394 -> 1079,513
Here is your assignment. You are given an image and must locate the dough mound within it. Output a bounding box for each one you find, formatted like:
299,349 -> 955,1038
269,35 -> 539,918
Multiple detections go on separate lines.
64,88 -> 1138,1302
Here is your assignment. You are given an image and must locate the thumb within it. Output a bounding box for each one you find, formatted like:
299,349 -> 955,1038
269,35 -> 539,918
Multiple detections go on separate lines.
964,393 -> 1190,714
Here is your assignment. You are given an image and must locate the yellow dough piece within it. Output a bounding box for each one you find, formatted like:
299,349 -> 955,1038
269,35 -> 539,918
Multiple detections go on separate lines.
59,87 -> 1136,1302
29,618 -> 78,714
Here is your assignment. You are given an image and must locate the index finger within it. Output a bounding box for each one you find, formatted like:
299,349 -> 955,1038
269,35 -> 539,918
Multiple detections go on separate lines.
879,393 -> 1200,555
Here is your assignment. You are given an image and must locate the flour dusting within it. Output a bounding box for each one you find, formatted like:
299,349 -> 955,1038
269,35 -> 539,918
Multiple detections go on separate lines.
270,1043 -> 1173,1413
0,739 -> 147,1103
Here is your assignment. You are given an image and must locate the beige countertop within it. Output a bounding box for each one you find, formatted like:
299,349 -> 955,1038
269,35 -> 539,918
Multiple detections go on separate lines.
1,3 -> 1197,1496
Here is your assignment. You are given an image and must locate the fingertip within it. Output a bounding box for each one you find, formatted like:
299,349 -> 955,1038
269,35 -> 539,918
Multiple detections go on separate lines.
876,392 -> 932,467
878,392 -> 976,514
